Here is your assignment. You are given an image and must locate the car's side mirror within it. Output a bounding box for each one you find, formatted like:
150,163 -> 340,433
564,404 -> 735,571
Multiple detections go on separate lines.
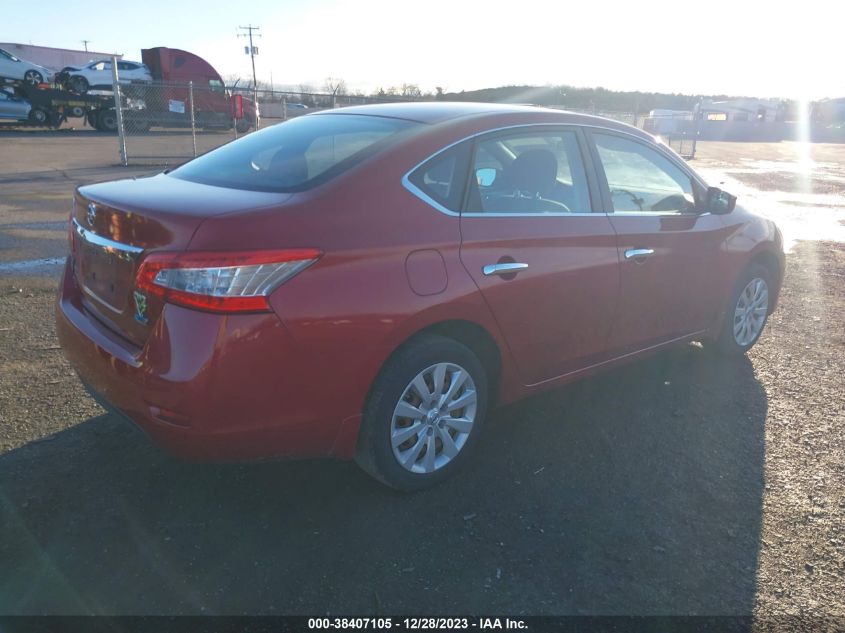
476,167 -> 497,187
705,186 -> 737,214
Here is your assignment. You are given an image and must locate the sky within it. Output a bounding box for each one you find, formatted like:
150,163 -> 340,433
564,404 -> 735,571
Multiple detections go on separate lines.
2,0 -> 842,100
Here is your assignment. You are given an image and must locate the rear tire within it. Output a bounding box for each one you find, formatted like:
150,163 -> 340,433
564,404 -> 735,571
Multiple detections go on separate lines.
28,107 -> 49,125
96,109 -> 118,133
714,263 -> 773,355
356,334 -> 488,491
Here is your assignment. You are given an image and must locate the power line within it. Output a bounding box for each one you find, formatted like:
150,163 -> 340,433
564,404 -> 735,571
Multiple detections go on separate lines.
81,40 -> 91,52
237,25 -> 261,89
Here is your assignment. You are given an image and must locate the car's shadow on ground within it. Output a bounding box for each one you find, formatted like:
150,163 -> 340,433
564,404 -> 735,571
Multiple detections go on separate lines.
0,344 -> 766,615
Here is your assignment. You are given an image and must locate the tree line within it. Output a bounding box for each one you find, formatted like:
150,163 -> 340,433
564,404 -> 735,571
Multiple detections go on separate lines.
231,75 -> 786,115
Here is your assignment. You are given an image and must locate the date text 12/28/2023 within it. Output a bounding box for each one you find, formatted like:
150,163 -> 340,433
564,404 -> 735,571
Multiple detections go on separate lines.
307,617 -> 527,630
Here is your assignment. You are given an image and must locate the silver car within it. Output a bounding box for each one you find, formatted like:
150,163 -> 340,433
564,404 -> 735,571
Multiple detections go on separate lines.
0,89 -> 31,122
0,48 -> 54,84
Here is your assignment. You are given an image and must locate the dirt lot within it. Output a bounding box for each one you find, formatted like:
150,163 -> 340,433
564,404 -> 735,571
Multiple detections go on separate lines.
0,134 -> 843,618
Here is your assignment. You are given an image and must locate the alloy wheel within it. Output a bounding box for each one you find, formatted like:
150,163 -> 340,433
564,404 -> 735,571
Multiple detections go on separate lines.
390,362 -> 477,474
733,277 -> 769,346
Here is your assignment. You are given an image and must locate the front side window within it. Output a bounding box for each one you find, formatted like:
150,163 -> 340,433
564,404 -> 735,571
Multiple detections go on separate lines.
594,133 -> 696,214
0,49 -> 18,61
171,114 -> 419,193
466,130 -> 591,214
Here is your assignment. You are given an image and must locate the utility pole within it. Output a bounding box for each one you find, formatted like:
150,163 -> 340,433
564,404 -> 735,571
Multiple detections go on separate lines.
81,40 -> 91,52
237,25 -> 261,89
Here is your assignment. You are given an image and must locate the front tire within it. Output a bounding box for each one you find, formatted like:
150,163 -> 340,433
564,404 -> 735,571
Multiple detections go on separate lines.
23,70 -> 43,84
356,335 -> 488,491
69,75 -> 89,94
715,263 -> 773,355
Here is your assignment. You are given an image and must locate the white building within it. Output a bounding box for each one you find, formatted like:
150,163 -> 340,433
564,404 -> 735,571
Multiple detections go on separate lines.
699,98 -> 786,123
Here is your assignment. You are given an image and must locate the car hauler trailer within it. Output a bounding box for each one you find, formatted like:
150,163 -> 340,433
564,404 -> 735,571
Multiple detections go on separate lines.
58,47 -> 257,133
10,82 -> 116,129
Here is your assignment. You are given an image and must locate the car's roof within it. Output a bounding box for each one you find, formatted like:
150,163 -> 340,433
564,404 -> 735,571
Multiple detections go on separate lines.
314,101 -> 648,138
320,102 -> 555,124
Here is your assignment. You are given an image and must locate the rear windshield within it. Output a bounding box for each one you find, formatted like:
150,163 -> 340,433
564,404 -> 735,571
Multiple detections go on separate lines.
170,114 -> 419,193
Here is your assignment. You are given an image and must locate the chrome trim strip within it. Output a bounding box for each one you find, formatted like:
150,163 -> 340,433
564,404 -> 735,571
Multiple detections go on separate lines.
610,210 -> 712,218
401,175 -> 460,217
482,262 -> 529,276
525,330 -> 709,388
72,218 -> 144,259
401,121 -> 708,218
463,211 -> 601,218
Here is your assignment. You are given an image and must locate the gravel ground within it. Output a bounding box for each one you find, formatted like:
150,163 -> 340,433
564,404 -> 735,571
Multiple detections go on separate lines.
0,137 -> 843,619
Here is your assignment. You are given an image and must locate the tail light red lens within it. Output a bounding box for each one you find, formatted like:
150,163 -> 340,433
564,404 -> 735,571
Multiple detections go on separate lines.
135,249 -> 322,313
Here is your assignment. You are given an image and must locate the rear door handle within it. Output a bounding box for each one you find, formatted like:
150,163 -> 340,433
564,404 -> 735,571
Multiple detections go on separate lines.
483,262 -> 529,277
624,248 -> 655,260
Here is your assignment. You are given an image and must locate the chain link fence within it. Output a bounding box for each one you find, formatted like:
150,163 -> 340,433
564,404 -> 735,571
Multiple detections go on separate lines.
106,58 -> 697,165
109,59 -> 258,166
640,113 -> 700,159
256,88 -> 412,126
110,65 -> 408,166
559,107 -> 699,159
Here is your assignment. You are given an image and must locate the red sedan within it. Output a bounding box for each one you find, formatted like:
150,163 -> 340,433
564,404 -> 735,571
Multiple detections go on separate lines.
56,103 -> 785,490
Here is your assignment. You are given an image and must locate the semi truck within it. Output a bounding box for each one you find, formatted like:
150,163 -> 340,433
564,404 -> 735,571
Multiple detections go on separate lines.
58,47 -> 258,133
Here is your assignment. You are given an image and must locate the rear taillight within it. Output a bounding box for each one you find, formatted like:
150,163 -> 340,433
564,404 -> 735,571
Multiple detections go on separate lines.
135,249 -> 321,313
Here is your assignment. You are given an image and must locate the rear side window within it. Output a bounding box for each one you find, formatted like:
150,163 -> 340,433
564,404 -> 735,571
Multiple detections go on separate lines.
407,143 -> 471,212
171,114 -> 419,193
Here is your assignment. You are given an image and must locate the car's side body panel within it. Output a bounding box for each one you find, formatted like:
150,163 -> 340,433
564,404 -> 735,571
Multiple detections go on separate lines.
603,213 -> 732,352
458,213 -> 621,385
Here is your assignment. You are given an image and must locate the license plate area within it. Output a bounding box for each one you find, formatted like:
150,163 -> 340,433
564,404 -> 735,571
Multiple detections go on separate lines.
72,219 -> 143,313
78,240 -> 135,312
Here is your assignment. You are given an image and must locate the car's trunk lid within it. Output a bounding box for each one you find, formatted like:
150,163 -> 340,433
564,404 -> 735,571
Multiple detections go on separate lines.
71,174 -> 291,347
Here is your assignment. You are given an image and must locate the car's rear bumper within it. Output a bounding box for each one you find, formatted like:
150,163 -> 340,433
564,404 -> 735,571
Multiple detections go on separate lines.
56,258 -> 354,461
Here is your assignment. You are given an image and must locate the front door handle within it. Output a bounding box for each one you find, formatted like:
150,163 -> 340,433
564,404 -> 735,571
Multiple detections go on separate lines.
624,248 -> 655,260
482,262 -> 529,277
